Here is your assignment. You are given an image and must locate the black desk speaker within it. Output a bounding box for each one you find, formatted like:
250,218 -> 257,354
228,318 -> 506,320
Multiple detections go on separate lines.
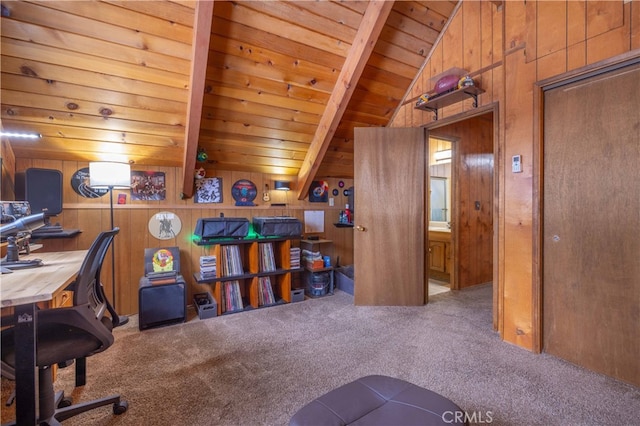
138,278 -> 186,330
15,168 -> 63,216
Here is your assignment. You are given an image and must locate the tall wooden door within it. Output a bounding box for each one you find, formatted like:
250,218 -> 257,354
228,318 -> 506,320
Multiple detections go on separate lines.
543,62 -> 640,386
353,127 -> 426,306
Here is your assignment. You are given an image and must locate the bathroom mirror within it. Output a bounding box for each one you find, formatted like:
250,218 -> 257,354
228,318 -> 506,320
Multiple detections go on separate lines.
430,177 -> 449,224
429,136 -> 453,229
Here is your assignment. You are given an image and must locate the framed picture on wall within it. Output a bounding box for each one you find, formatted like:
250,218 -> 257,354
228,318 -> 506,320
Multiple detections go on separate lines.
131,171 -> 166,201
194,177 -> 223,203
309,180 -> 328,202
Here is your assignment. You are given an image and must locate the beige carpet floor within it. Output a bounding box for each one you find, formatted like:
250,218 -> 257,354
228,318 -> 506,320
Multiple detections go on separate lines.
2,285 -> 639,425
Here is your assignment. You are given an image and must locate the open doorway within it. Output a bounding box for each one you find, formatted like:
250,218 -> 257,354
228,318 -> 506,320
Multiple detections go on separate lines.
426,111 -> 495,294
427,136 -> 455,296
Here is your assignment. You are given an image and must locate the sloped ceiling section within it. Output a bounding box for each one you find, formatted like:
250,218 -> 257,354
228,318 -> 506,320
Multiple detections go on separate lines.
0,0 -> 457,197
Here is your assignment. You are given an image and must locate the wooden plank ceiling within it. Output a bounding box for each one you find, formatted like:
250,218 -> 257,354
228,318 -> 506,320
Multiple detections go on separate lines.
0,0 -> 457,197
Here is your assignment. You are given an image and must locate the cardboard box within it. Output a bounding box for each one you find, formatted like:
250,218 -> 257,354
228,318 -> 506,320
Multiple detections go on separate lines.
194,292 -> 217,320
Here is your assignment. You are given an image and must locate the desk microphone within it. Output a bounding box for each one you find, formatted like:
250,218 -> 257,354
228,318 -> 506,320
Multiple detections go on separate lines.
0,212 -> 46,236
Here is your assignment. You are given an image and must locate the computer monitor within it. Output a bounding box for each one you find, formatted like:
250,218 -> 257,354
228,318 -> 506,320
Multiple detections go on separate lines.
15,168 -> 63,219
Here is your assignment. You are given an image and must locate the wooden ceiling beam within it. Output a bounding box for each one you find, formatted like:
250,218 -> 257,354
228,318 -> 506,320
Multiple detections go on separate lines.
296,0 -> 394,199
181,0 -> 214,199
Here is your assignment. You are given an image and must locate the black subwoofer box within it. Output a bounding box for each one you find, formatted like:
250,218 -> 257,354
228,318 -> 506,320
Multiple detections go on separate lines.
138,277 -> 186,330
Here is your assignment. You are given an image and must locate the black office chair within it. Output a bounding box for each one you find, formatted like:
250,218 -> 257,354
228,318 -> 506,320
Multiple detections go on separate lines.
0,228 -> 128,424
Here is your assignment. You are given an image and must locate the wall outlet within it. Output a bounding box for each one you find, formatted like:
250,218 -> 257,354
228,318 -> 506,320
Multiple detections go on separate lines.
329,197 -> 334,206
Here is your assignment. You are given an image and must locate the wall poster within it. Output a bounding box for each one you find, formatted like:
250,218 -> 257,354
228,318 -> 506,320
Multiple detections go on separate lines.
309,180 -> 328,202
131,171 -> 166,201
194,177 -> 223,203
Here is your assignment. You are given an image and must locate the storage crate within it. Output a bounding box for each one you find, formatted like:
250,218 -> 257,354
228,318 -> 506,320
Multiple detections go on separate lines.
290,288 -> 305,303
335,265 -> 354,295
194,292 -> 217,320
305,270 -> 332,297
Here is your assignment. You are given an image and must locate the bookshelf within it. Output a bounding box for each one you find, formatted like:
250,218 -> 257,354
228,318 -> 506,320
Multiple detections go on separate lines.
194,237 -> 303,316
300,239 -> 334,297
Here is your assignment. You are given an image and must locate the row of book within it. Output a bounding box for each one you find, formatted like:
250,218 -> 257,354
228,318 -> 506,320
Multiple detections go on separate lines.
220,245 -> 244,277
290,247 -> 301,269
199,255 -> 216,280
258,242 -> 276,272
258,276 -> 276,306
223,280 -> 244,312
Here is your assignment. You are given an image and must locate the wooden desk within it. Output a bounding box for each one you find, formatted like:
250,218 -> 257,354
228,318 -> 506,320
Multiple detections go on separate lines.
1,250 -> 87,425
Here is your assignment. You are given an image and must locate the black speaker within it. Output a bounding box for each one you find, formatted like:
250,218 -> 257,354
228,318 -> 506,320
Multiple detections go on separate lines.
15,168 -> 63,216
138,279 -> 186,330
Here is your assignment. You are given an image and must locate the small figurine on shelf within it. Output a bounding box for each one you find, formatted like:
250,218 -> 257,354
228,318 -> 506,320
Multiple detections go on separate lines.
458,75 -> 474,89
415,93 -> 430,108
344,204 -> 352,224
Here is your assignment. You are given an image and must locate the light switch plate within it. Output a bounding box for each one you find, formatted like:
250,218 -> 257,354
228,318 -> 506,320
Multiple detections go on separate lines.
512,154 -> 522,173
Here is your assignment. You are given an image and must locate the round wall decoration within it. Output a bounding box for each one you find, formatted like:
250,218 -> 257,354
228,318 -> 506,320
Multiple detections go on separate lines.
332,188 -> 339,196
231,179 -> 257,206
70,167 -> 108,198
148,211 -> 182,240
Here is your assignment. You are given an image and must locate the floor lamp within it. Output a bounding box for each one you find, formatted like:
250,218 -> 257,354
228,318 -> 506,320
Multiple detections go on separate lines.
89,161 -> 130,326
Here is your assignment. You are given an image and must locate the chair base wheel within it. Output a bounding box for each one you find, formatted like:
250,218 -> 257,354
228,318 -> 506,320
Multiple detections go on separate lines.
113,400 -> 128,415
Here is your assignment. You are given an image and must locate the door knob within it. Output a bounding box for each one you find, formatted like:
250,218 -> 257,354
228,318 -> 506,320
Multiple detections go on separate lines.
355,225 -> 366,232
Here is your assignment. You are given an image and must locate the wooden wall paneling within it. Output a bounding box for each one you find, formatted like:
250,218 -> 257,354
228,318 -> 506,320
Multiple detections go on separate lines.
1,139 -> 16,199
113,208 -> 132,314
480,0 -> 495,102
536,49 -> 567,81
491,2 -> 504,106
587,2 -> 632,64
479,118 -> 494,284
633,0 -> 640,50
567,1 -> 587,47
524,0 -> 537,63
536,1 -> 567,59
504,0 -> 527,53
456,128 -> 471,288
567,41 -> 587,71
463,0 -> 482,76
13,159 -> 350,316
441,7 -> 464,118
493,89 -> 504,334
76,209 -> 100,249
586,0 -> 624,39
61,161 -> 78,206
502,47 -> 536,350
408,83 -> 423,127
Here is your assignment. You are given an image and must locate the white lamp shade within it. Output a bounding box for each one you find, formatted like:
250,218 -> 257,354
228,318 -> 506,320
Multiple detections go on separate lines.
89,162 -> 131,189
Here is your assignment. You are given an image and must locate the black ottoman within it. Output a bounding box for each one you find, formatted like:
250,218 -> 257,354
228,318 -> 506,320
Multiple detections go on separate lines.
290,375 -> 467,425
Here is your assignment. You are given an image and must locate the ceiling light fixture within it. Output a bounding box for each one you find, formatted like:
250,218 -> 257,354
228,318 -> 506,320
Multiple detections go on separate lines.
0,131 -> 41,139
